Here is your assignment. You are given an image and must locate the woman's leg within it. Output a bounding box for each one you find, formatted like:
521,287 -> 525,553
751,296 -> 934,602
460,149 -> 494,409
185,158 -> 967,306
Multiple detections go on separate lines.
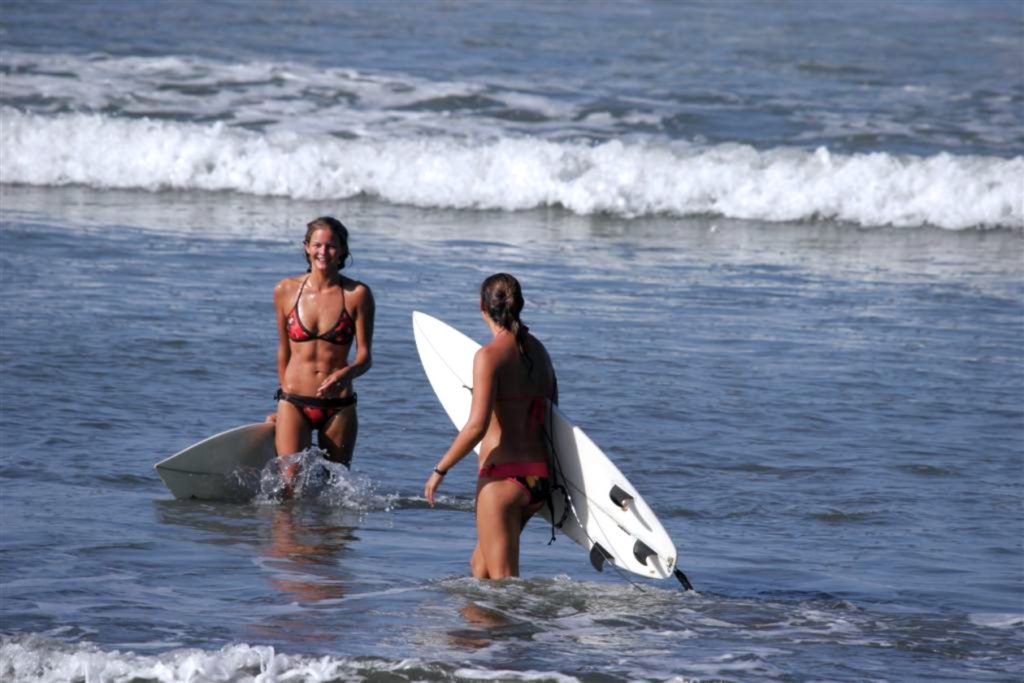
471,482 -> 545,578
319,404 -> 357,467
470,543 -> 488,579
474,479 -> 529,579
275,399 -> 312,488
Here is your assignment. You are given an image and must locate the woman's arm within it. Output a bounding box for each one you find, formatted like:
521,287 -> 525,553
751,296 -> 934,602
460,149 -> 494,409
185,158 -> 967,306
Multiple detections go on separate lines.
274,279 -> 293,387
267,279 -> 293,423
424,346 -> 496,505
349,283 -> 375,378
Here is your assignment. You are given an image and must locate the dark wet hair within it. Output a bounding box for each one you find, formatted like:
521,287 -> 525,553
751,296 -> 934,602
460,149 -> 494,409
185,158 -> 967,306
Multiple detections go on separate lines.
304,216 -> 351,273
480,273 -> 532,372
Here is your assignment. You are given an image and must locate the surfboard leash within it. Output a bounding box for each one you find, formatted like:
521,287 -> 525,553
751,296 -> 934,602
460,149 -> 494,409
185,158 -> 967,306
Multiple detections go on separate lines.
541,406 -> 655,594
541,402 -> 571,545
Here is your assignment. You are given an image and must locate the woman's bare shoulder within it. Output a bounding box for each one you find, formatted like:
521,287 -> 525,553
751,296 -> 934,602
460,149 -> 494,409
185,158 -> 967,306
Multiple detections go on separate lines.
343,277 -> 371,293
274,274 -> 305,300
474,341 -> 502,367
344,277 -> 374,304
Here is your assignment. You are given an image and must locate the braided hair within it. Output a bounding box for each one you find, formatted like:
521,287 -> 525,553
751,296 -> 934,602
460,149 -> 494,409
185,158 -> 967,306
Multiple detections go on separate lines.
303,216 -> 351,273
480,273 -> 533,373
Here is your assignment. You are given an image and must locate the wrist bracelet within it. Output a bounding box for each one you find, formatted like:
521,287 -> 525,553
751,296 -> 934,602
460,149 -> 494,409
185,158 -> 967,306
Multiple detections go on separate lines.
433,466 -> 448,476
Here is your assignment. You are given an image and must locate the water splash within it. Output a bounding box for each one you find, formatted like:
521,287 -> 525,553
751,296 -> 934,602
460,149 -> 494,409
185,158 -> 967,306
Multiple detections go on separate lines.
252,448 -> 397,511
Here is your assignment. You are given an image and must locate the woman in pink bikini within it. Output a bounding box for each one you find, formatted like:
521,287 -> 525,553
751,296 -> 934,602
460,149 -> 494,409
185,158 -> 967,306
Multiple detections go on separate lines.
424,273 -> 557,579
272,217 -> 375,485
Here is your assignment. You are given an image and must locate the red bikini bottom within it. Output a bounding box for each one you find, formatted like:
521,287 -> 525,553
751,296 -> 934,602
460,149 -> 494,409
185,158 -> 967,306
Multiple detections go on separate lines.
478,461 -> 551,505
275,389 -> 356,430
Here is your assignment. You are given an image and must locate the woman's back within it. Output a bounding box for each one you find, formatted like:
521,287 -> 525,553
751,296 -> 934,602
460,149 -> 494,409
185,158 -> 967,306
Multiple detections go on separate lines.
480,332 -> 555,463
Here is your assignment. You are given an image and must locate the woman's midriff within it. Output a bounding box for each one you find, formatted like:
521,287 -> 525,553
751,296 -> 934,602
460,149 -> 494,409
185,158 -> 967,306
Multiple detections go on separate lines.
478,423 -> 547,462
283,341 -> 353,397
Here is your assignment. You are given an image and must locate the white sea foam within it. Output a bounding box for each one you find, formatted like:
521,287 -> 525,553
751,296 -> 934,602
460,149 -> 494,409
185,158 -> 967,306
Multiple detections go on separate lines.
0,637 -> 452,683
451,668 -> 581,682
0,51 -> 543,140
2,50 -> 1020,230
2,108 -> 1019,230
968,613 -> 1024,629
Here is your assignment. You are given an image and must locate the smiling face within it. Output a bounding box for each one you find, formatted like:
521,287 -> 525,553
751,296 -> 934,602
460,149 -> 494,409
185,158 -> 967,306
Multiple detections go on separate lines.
302,217 -> 350,274
304,227 -> 342,273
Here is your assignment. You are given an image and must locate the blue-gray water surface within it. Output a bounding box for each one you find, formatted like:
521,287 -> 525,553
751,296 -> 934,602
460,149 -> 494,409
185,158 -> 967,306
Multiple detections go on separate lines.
1,0 -> 1022,680
1,186 -> 1021,681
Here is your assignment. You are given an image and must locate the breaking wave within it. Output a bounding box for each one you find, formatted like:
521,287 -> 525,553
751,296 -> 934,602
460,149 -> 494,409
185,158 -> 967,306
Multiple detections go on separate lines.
2,108 -> 1020,230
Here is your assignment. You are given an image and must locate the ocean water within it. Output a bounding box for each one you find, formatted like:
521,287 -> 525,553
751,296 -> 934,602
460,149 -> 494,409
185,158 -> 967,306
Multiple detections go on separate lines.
1,1 -> 1022,681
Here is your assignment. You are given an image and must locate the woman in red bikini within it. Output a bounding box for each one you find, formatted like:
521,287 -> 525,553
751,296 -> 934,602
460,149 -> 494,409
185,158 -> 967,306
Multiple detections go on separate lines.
424,273 -> 557,579
272,217 -> 375,486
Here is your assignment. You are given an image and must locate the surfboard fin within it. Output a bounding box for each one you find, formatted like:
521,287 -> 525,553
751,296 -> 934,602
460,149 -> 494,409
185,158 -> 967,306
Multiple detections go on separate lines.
633,540 -> 656,566
674,568 -> 694,591
589,542 -> 613,572
609,485 -> 634,510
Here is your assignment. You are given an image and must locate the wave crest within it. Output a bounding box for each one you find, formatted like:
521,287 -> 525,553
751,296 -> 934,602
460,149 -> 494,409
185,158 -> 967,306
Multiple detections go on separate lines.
2,109 -> 1020,230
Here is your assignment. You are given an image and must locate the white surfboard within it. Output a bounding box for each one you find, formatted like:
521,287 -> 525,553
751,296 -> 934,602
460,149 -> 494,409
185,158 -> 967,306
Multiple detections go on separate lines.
154,423 -> 277,500
412,311 -> 690,585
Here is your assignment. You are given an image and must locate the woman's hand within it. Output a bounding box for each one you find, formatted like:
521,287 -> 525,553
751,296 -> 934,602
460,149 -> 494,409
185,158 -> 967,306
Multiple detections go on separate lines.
316,370 -> 351,397
424,469 -> 445,507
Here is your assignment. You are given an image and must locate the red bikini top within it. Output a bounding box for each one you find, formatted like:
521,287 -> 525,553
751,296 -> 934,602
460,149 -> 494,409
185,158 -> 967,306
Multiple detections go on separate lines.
286,277 -> 355,345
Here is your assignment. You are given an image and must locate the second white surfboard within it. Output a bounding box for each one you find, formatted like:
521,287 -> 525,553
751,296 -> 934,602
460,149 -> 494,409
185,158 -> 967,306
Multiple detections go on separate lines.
412,311 -> 685,582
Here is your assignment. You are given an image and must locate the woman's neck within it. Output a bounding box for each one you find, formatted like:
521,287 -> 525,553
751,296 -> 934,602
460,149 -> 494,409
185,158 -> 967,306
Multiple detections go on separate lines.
306,270 -> 340,290
487,320 -> 514,339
